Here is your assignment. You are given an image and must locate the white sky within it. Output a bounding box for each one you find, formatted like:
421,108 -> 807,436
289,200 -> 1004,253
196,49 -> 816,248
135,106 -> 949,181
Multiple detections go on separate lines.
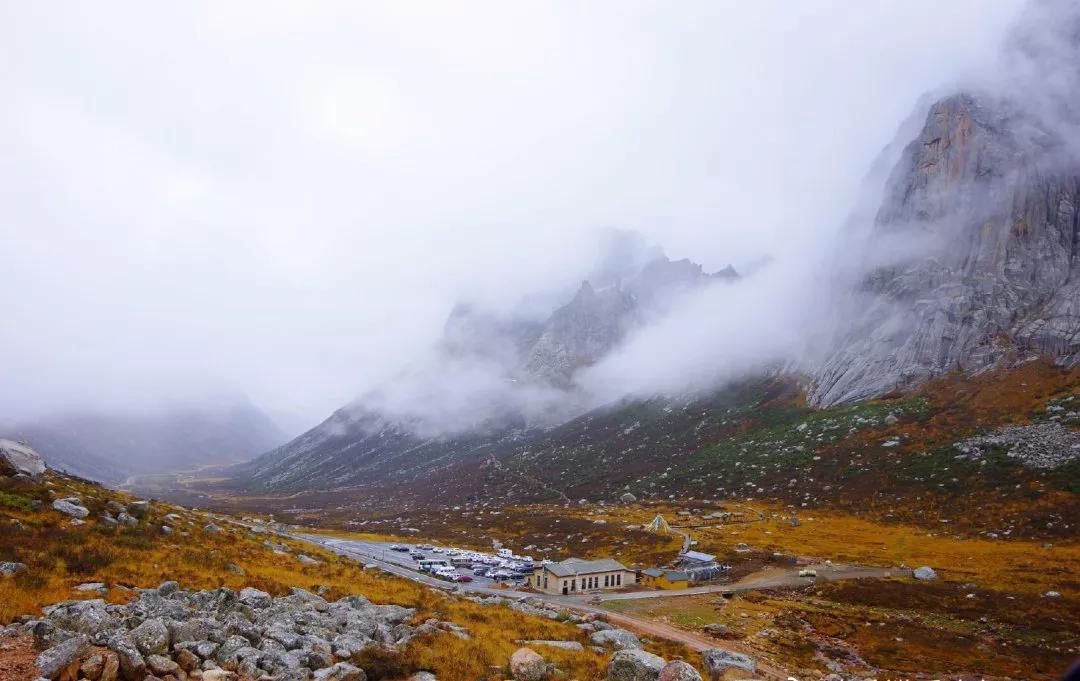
0,1 -> 1023,431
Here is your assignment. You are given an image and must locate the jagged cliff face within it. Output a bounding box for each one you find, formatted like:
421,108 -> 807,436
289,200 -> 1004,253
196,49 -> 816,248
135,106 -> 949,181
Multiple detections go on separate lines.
810,90 -> 1080,405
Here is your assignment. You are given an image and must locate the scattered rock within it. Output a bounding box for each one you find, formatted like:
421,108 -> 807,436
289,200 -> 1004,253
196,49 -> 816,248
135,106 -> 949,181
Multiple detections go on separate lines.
313,662 -> 365,681
130,618 -> 170,656
127,501 -> 150,517
701,649 -> 754,679
406,673 -> 436,681
955,422 -> 1080,469
607,649 -> 665,681
590,628 -> 641,650
619,492 -> 637,503
509,647 -> 551,681
75,583 -> 109,596
658,660 -> 703,681
0,439 -> 46,479
52,498 -> 90,518
297,554 -> 321,565
515,640 -> 584,651
36,633 -> 89,679
80,654 -> 105,681
204,523 -> 223,534
1,562 -> 28,576
913,566 -> 937,581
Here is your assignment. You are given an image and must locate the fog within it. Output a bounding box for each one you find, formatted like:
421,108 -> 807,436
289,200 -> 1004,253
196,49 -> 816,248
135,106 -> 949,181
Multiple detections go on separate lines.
1,2 -> 1024,436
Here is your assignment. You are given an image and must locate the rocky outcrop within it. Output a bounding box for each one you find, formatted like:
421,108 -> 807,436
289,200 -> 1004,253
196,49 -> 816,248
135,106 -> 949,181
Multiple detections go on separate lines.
607,649 -> 665,681
509,647 -> 552,681
0,439 -> 46,480
701,648 -> 755,678
954,422 -> 1080,468
810,5 -> 1080,405
12,583 -> 460,681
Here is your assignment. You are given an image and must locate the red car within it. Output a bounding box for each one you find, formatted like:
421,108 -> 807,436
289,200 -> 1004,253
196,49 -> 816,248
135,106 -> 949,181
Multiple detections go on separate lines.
453,575 -> 473,583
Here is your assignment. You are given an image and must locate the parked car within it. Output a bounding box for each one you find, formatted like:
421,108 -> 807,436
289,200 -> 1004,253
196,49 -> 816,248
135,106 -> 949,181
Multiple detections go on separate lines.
390,545 -> 409,552
454,575 -> 473,583
410,552 -> 425,560
798,569 -> 817,578
473,567 -> 490,576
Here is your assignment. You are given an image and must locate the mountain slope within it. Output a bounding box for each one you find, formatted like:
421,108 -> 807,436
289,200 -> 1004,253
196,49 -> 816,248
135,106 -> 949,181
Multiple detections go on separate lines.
5,402 -> 286,484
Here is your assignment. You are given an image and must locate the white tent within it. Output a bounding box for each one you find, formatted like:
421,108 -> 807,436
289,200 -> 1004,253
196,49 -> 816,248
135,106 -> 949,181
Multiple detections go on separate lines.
644,514 -> 672,534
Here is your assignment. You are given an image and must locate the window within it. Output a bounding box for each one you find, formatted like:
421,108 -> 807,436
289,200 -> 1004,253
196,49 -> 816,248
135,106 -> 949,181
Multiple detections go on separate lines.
543,577 -> 548,589
616,574 -> 621,586
604,575 -> 609,587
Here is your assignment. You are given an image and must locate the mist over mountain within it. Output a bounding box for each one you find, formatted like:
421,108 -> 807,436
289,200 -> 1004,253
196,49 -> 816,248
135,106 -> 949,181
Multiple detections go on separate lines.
3,402 -> 286,484
238,0 -> 1079,495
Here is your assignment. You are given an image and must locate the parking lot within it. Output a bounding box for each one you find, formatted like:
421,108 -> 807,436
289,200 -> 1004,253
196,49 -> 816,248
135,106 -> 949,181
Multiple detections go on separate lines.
303,536 -> 537,589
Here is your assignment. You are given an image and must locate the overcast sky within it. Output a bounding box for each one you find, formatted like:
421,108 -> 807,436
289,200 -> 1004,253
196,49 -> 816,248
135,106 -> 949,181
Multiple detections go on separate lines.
0,1 -> 1023,431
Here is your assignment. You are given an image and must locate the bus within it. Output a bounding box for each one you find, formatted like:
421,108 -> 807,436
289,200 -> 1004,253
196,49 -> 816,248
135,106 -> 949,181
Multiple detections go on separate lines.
418,559 -> 449,572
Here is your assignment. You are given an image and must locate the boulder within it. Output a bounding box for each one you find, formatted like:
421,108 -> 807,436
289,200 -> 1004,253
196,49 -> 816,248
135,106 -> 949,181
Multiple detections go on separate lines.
100,652 -> 120,681
297,554 -> 321,565
239,588 -> 272,609
75,582 -> 109,596
516,640 -> 584,651
509,647 -> 551,681
108,633 -> 146,681
913,566 -> 937,581
52,498 -> 90,518
146,655 -> 180,677
158,581 -> 180,596
590,628 -> 641,650
0,561 -> 28,576
620,492 -> 637,503
407,673 -> 436,681
607,649 -> 665,681
130,618 -> 170,656
36,634 -> 89,679
204,523 -> 224,534
80,654 -> 105,681
127,501 -> 150,517
658,661 -> 703,681
701,649 -> 754,679
117,513 -> 138,527
0,439 -> 46,479
312,662 -> 365,681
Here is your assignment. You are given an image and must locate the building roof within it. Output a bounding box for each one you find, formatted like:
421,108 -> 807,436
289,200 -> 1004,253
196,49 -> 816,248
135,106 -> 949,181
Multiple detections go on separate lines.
643,568 -> 689,581
545,557 -> 629,577
680,550 -> 716,563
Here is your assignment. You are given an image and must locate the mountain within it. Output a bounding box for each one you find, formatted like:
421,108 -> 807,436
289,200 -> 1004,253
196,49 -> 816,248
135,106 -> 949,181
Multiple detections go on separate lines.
810,6 -> 1080,405
239,254 -> 735,492
4,402 -> 286,484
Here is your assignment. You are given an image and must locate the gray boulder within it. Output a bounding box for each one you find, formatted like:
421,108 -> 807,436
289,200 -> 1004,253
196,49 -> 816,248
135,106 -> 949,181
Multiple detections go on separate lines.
0,562 -> 28,576
509,647 -> 551,681
107,633 -> 146,681
130,618 -> 170,656
297,554 -> 321,565
313,662 -> 365,681
52,498 -> 90,518
407,674 -> 437,681
608,649 -> 665,681
0,439 -> 46,479
701,649 -> 755,679
239,587 -> 272,609
590,628 -> 641,650
36,634 -> 89,679
913,566 -> 937,581
127,500 -> 150,517
145,654 -> 179,677
658,661 -> 703,681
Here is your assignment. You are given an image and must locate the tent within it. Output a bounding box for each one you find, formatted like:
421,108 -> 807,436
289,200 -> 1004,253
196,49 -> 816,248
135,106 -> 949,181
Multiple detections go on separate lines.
644,514 -> 672,534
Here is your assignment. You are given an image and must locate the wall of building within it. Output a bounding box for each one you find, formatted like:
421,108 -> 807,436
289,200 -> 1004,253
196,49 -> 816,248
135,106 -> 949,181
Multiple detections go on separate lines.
532,569 -> 636,594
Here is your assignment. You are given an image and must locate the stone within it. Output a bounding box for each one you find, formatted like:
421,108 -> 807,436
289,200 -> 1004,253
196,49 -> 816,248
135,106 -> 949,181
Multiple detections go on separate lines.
161,526 -> 174,535
226,564 -> 245,576
158,581 -> 180,596
108,634 -> 146,681
620,492 -> 637,503
238,588 -> 272,609
297,554 -> 320,565
117,513 -> 138,527
516,640 -> 584,651
701,649 -> 755,679
0,439 -> 46,479
200,671 -> 237,681
130,618 -> 170,656
176,649 -> 199,673
147,655 -> 180,677
312,662 -> 365,681
80,654 -> 105,681
509,647 -> 550,681
0,562 -> 28,576
407,674 -> 436,681
127,501 -> 150,517
204,523 -> 224,534
75,582 -> 109,596
607,649 -> 665,681
52,498 -> 90,518
36,634 -> 89,679
658,661 -> 703,681
590,628 -> 641,650
913,566 -> 937,580
100,652 -> 120,681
